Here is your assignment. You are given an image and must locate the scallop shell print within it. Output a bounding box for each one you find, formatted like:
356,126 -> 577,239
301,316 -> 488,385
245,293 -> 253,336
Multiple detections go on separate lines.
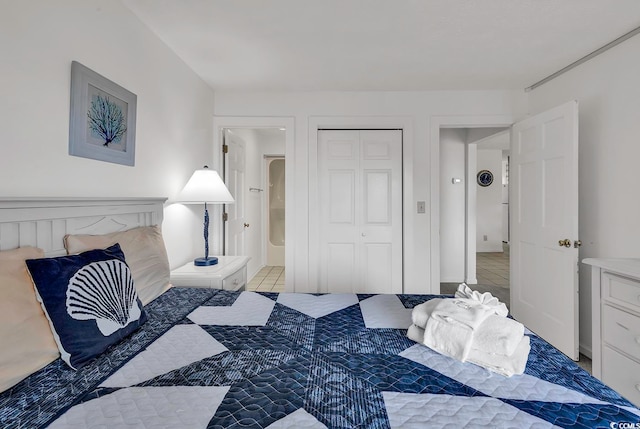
66,259 -> 141,336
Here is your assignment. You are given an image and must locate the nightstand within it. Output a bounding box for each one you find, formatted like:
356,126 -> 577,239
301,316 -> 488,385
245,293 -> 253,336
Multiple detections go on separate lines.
170,256 -> 250,290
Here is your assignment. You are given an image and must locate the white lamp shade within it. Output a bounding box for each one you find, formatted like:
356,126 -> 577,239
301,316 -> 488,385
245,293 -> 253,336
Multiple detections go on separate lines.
177,167 -> 235,204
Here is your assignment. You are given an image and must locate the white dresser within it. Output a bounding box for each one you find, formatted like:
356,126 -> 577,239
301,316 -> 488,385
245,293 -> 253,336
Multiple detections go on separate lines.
170,256 -> 250,291
583,258 -> 640,406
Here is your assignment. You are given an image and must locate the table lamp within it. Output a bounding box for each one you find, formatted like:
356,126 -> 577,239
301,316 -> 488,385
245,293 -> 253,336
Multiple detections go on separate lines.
177,166 -> 234,266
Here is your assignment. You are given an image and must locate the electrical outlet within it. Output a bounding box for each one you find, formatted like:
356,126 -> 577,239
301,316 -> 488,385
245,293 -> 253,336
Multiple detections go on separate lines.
483,235 -> 488,241
417,201 -> 426,214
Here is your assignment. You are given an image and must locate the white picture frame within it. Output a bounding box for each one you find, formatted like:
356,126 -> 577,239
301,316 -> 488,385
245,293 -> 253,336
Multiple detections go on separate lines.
69,61 -> 137,166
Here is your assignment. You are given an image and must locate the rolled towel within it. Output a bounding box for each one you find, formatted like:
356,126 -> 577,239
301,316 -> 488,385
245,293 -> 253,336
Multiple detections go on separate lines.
407,324 -> 425,344
455,283 -> 508,317
411,299 -> 441,329
473,315 -> 524,357
468,335 -> 531,377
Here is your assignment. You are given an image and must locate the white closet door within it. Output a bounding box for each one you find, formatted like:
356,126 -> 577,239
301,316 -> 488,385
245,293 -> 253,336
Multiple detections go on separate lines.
318,130 -> 402,294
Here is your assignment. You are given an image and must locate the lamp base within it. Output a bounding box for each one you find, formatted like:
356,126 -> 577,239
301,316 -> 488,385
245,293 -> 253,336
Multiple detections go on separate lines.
194,256 -> 218,266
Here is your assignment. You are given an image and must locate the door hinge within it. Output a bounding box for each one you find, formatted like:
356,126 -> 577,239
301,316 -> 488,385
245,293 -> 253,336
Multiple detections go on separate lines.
222,212 -> 228,222
222,144 -> 228,154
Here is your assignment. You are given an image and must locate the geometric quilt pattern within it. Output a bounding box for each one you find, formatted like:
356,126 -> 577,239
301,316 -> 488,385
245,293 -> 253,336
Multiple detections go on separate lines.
1,289 -> 639,429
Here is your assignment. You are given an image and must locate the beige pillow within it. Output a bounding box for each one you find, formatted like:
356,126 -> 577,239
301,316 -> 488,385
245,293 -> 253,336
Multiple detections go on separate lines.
64,225 -> 171,305
0,247 -> 60,393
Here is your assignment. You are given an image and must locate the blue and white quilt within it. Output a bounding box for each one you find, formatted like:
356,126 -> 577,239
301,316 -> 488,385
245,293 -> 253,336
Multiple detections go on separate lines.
2,288 -> 639,428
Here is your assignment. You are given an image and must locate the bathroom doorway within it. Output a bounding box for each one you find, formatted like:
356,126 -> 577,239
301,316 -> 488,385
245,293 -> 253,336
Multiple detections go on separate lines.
222,127 -> 286,291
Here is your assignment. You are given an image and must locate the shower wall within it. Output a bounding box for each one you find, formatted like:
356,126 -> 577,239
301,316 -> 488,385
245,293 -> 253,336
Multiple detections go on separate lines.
267,157 -> 285,266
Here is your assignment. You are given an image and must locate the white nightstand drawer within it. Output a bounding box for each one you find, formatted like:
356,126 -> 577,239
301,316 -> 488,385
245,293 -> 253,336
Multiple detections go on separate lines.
170,256 -> 250,290
603,272 -> 640,312
602,346 -> 640,407
175,277 -> 214,288
603,304 -> 640,360
223,267 -> 245,291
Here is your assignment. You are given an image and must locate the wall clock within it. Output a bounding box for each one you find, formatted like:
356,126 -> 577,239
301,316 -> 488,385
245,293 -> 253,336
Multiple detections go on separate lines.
477,169 -> 493,187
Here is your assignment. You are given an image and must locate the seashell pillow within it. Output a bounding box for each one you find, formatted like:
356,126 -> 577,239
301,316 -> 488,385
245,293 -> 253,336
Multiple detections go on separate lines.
25,243 -> 147,369
64,225 -> 170,305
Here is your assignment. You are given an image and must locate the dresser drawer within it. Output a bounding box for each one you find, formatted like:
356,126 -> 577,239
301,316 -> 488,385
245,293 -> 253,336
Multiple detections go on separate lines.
603,272 -> 640,312
223,267 -> 246,291
602,346 -> 640,407
602,304 -> 640,360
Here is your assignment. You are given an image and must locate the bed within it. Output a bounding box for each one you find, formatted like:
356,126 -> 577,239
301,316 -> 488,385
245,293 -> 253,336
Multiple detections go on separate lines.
1,198 -> 639,429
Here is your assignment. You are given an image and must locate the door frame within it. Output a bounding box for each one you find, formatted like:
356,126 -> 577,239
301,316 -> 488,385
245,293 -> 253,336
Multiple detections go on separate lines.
212,116 -> 295,292
309,116 -> 413,293
430,115 -> 513,293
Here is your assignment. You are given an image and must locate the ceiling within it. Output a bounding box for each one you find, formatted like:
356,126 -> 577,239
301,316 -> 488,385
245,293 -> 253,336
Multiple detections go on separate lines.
123,0 -> 640,92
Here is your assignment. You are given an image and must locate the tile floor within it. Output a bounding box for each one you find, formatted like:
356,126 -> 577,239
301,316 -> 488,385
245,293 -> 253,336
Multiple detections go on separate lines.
247,266 -> 285,292
476,244 -> 510,288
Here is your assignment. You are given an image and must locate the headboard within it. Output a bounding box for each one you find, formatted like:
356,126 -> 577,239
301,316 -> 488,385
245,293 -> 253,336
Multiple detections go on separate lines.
0,198 -> 166,256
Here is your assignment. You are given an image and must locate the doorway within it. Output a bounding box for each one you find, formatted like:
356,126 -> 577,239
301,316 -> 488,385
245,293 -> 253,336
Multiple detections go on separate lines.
437,125 -> 510,306
220,127 -> 287,292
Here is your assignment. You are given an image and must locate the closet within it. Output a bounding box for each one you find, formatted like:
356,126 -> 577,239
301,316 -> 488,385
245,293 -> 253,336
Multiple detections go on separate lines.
317,130 -> 402,293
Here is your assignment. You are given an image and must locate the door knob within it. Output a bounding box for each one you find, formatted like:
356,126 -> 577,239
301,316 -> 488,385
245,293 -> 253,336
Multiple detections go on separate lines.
244,223 -> 250,228
558,239 -> 571,248
574,240 -> 582,248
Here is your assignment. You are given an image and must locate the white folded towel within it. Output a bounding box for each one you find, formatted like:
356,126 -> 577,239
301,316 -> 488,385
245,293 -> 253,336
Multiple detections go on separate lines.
423,298 -> 497,361
406,323 -> 424,344
468,335 -> 530,377
411,299 -> 441,329
472,314 -> 524,357
407,324 -> 530,377
455,283 -> 508,317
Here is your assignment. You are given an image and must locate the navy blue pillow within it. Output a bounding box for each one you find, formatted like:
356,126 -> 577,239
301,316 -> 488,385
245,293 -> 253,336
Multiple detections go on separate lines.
26,243 -> 146,369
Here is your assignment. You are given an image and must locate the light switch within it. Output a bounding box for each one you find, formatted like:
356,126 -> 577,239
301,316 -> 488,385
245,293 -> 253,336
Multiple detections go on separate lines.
417,201 -> 426,214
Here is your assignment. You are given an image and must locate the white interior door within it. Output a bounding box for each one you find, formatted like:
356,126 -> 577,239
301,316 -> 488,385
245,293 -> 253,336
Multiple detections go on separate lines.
225,131 -> 246,256
511,100 -> 579,360
318,130 -> 403,294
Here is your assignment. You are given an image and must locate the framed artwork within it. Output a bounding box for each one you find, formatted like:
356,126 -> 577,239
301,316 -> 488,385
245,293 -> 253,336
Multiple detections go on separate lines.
69,61 -> 137,166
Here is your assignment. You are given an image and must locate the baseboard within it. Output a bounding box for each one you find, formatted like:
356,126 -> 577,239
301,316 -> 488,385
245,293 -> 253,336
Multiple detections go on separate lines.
440,278 -> 465,283
579,343 -> 592,359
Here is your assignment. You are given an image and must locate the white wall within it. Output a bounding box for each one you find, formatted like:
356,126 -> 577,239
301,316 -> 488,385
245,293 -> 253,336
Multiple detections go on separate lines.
439,129 -> 467,282
476,149 -> 504,252
526,33 -> 640,356
0,0 -> 215,268
214,90 -> 524,293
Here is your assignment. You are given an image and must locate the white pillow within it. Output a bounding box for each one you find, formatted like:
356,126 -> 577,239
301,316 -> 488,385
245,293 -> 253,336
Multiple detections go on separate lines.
64,225 -> 171,305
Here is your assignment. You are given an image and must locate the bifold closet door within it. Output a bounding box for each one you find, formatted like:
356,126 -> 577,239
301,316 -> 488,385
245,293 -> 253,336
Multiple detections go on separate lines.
318,129 -> 402,294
